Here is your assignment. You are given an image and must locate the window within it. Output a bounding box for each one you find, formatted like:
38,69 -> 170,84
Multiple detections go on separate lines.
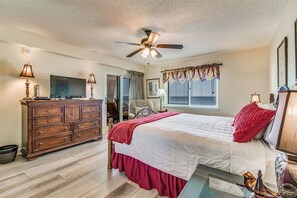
166,78 -> 218,107
168,81 -> 189,105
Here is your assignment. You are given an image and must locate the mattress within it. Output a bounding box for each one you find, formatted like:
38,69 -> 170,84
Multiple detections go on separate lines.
114,113 -> 278,181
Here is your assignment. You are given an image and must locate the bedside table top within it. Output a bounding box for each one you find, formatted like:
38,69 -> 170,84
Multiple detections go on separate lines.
158,109 -> 168,113
179,164 -> 252,198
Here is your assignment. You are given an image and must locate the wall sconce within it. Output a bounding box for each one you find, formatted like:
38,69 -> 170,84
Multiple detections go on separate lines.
19,63 -> 35,100
87,73 -> 96,100
250,92 -> 261,103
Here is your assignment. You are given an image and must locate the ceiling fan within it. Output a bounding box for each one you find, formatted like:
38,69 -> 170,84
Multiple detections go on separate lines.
116,30 -> 183,59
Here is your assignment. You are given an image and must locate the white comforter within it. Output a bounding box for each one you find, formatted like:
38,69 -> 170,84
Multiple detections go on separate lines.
114,113 -> 277,181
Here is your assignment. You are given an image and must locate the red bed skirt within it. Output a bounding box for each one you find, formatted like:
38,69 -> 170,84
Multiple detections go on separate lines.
112,149 -> 187,198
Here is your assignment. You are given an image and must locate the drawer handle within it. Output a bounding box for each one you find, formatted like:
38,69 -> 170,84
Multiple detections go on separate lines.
47,120 -> 51,123
77,124 -> 80,128
39,131 -> 43,135
64,127 -> 68,131
64,137 -> 68,142
70,113 -> 74,116
39,142 -> 43,147
94,130 -> 97,134
47,110 -> 51,113
90,115 -> 93,118
90,107 -> 93,110
77,134 -> 81,138
94,122 -> 97,125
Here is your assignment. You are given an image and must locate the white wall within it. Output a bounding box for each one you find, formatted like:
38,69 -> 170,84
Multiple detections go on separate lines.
144,47 -> 270,117
0,26 -> 143,148
269,0 -> 297,93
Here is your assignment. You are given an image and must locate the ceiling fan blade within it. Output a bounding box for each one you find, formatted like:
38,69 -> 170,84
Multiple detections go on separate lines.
126,48 -> 144,57
115,42 -> 141,46
147,32 -> 160,44
151,48 -> 163,58
156,44 -> 183,49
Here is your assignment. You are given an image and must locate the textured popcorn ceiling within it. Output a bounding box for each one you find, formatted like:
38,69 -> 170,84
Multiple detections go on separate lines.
0,0 -> 288,66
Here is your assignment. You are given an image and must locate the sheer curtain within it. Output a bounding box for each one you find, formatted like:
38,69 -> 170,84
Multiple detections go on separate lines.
129,71 -> 144,100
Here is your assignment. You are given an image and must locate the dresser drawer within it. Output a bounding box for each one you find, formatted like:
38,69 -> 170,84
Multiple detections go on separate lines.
65,106 -> 80,123
74,120 -> 100,131
33,116 -> 63,127
33,106 -> 63,117
82,105 -> 100,113
33,124 -> 71,139
82,111 -> 100,120
74,128 -> 101,142
33,134 -> 72,152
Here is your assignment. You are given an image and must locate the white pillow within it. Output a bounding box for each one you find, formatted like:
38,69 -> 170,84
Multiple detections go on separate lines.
262,119 -> 274,143
253,104 -> 276,140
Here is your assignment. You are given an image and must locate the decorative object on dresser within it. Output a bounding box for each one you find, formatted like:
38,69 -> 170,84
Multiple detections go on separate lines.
251,92 -> 261,103
146,78 -> 160,98
251,170 -> 267,198
21,99 -> 103,160
242,171 -> 278,197
277,37 -> 288,87
268,90 -> 297,197
87,73 -> 96,100
157,88 -> 166,111
19,63 -> 35,100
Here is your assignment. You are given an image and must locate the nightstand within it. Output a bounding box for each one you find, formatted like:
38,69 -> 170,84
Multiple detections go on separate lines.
179,164 -> 252,198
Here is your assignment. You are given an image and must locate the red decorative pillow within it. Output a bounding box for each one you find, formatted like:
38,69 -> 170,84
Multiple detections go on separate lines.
233,102 -> 275,143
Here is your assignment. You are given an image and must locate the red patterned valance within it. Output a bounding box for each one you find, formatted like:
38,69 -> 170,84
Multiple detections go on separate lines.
162,63 -> 221,84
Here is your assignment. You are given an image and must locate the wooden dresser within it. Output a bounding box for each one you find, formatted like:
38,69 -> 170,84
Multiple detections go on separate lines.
20,99 -> 103,160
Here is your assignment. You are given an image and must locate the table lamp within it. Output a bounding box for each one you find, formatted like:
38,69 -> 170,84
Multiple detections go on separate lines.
87,73 -> 96,100
19,63 -> 35,100
251,92 -> 261,103
268,90 -> 297,197
157,88 -> 166,111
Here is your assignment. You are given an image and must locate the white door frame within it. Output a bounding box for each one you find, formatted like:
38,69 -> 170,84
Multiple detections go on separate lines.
104,73 -> 123,127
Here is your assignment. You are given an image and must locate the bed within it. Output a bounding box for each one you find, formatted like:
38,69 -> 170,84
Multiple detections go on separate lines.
107,112 -> 278,197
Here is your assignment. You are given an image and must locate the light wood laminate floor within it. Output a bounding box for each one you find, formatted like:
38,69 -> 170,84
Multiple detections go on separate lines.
0,137 -> 166,198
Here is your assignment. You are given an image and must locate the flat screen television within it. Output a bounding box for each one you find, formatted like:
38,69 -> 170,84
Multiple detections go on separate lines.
50,75 -> 86,99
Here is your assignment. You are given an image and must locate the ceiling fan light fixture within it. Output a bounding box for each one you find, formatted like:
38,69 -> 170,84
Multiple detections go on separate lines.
141,52 -> 148,58
143,47 -> 150,56
150,48 -> 157,58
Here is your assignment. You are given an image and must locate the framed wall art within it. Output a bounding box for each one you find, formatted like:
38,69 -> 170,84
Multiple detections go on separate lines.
146,78 -> 160,98
277,37 -> 288,87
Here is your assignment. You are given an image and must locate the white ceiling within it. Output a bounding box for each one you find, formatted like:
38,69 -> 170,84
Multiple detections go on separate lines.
0,0 -> 288,66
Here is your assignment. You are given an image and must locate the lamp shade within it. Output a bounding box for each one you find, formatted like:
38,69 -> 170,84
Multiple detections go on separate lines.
268,90 -> 297,156
87,73 -> 96,84
250,92 -> 261,103
157,88 -> 166,97
19,63 -> 35,78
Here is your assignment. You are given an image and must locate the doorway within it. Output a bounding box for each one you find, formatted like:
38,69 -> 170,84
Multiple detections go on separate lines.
106,75 -> 120,124
122,77 -> 130,121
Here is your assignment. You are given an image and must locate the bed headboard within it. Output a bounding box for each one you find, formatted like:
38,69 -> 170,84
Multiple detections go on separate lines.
274,85 -> 290,107
269,93 -> 275,104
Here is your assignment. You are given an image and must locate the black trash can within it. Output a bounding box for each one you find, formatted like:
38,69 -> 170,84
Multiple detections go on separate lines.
0,145 -> 18,164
